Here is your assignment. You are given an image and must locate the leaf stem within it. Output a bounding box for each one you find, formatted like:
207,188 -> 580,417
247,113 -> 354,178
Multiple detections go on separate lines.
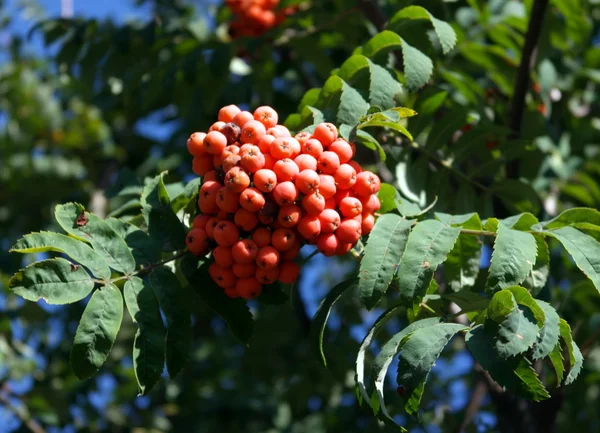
460,229 -> 497,237
419,302 -> 437,315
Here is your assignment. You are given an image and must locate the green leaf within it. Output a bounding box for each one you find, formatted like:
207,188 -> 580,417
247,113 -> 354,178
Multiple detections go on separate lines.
105,218 -> 161,267
70,284 -> 123,379
425,108 -> 468,150
500,213 -> 539,231
401,39 -> 434,91
387,6 -> 457,54
9,258 -> 94,305
442,291 -> 489,314
185,260 -> 254,344
548,342 -> 565,384
397,323 -> 468,414
256,283 -> 289,305
543,227 -> 600,293
372,318 -> 441,426
310,278 -> 357,365
355,304 -> 404,407
55,203 -> 136,275
466,326 -> 549,401
531,300 -> 560,360
397,220 -> 461,303
149,267 -> 192,378
485,291 -> 539,358
377,183 -> 398,214
141,173 -> 187,252
359,215 -> 412,309
559,319 -> 583,385
11,231 -> 111,280
438,213 -> 482,292
505,286 -> 545,327
124,277 -> 166,395
490,180 -> 541,215
362,30 -> 403,59
522,236 -> 549,296
357,118 -> 413,141
355,129 -> 386,161
486,225 -> 537,292
544,207 -> 600,229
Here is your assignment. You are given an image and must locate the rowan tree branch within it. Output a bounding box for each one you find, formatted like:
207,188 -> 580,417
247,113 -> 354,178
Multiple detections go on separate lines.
506,0 -> 549,179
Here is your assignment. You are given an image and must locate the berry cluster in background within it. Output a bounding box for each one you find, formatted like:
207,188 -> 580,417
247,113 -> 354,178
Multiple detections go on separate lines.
185,105 -> 381,300
225,0 -> 298,38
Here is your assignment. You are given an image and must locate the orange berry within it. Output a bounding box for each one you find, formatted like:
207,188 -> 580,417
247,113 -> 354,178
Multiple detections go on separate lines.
273,158 -> 299,182
337,219 -> 362,243
186,228 -> 208,256
294,154 -> 318,172
233,262 -> 256,278
234,208 -> 259,232
216,187 -> 241,213
241,119 -> 267,145
192,214 -> 211,229
252,226 -> 272,247
233,110 -> 254,128
360,194 -> 381,214
205,217 -> 219,238
222,154 -> 241,173
253,106 -> 279,129
203,170 -> 218,182
187,132 -> 207,156
334,188 -> 354,205
362,213 -> 375,235
266,124 -> 291,138
219,122 -> 241,145
335,241 -> 353,256
294,131 -> 311,145
295,169 -> 320,194
224,287 -> 239,298
318,174 -> 336,199
317,233 -> 339,257
224,166 -> 250,193
204,131 -> 228,155
213,220 -> 240,247
302,191 -> 326,216
329,139 -> 353,163
256,267 -> 279,285
232,239 -> 259,264
239,187 -> 265,212
253,169 -> 278,193
210,121 -> 226,132
257,134 -> 276,153
354,171 -> 381,196
213,245 -> 234,268
318,151 -> 340,174
335,164 -> 357,189
318,209 -> 341,233
272,181 -> 299,206
256,246 -> 280,269
348,160 -> 363,174
210,263 -> 237,289
270,137 -> 296,160
339,197 -> 363,218
281,241 -> 301,260
277,204 -> 302,228
236,277 -> 263,299
263,153 -> 275,170
192,154 -> 214,177
302,138 -> 323,159
198,181 -> 221,214
298,215 -> 321,241
219,104 -> 241,123
257,199 -> 279,225
312,122 -> 338,147
325,197 -> 336,209
278,260 -> 300,284
240,145 -> 266,173
271,228 -> 297,252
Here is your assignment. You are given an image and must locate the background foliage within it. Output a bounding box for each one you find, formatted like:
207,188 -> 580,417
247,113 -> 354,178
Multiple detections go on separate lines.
1,0 -> 600,432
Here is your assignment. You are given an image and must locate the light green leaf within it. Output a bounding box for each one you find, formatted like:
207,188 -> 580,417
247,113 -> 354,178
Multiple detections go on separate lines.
359,215 -> 412,309
559,319 -> 583,385
500,213 -> 539,231
310,278 -> 357,366
372,318 -> 441,426
522,235 -> 549,296
548,342 -> 565,384
377,183 -> 398,214
357,118 -> 413,141
505,286 -> 545,327
71,284 -> 123,379
55,203 -> 135,275
124,277 -> 166,395
150,266 -> 192,378
487,225 -> 537,292
532,300 -> 560,360
544,207 -> 600,229
9,258 -> 94,305
11,231 -> 111,280
397,220 -> 461,303
141,173 -> 187,252
401,39 -> 434,91
397,323 -> 468,414
544,226 -> 600,293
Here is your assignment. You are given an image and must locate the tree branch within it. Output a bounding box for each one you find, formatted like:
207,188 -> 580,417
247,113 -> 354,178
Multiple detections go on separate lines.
0,392 -> 47,433
506,0 -> 549,179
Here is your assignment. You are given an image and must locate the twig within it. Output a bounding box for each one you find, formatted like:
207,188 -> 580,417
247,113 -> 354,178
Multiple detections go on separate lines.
454,375 -> 488,433
506,0 -> 549,179
0,393 -> 47,433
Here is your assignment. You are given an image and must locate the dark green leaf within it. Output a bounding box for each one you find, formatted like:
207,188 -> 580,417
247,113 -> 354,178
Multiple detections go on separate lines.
532,300 -> 560,360
11,231 -> 111,280
9,258 -> 94,305
559,319 -> 583,385
105,218 -> 161,267
401,39 -> 434,91
490,180 -> 541,215
124,277 -> 166,395
71,284 -> 123,379
55,203 -> 136,274
522,236 -> 549,296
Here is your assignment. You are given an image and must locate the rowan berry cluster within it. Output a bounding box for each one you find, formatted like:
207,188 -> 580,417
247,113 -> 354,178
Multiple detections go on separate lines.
185,104 -> 381,300
226,0 -> 296,38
